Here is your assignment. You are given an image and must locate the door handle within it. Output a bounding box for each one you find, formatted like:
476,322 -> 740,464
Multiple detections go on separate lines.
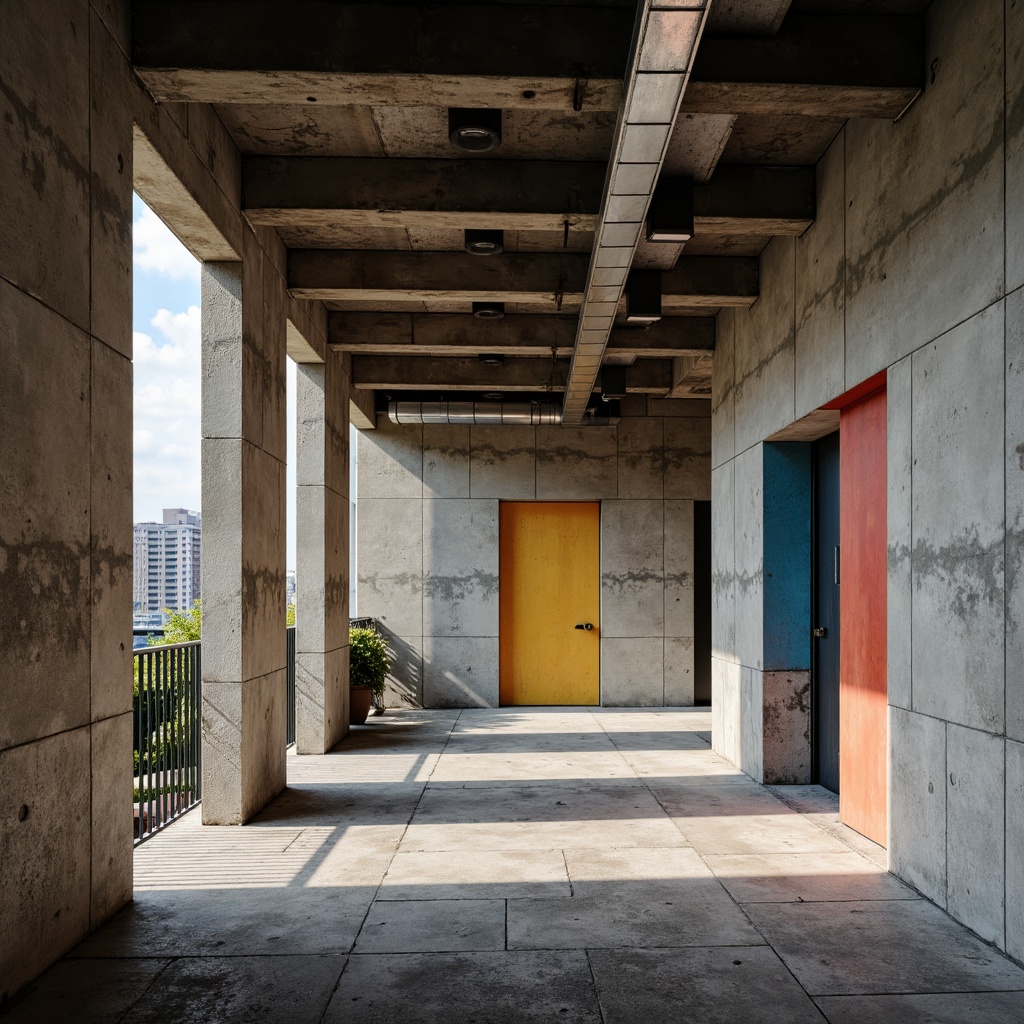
575,623 -> 594,631
812,626 -> 828,638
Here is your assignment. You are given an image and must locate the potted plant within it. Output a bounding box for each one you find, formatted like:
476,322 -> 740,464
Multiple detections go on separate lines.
349,626 -> 389,724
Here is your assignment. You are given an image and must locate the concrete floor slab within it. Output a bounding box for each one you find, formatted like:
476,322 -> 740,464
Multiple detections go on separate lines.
0,958 -> 170,1024
705,852 -> 919,903
323,951 -> 603,1023
120,955 -> 345,1024
405,783 -> 688,850
589,947 -> 825,1024
379,849 -> 572,900
658,784 -> 851,855
745,899 -> 1024,995
507,880 -> 763,949
70,888 -> 376,957
22,709 -> 1024,1022
815,991 -> 1024,1024
355,899 -> 506,953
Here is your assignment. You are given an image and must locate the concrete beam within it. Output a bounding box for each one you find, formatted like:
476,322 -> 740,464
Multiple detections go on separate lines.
244,160 -> 811,236
244,158 -> 604,232
289,251 -> 757,307
132,2 -> 631,110
328,312 -> 716,359
350,355 -> 674,394
667,354 -> 714,398
688,14 -> 923,118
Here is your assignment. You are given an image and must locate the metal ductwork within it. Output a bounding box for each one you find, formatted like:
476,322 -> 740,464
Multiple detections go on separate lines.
388,401 -> 619,426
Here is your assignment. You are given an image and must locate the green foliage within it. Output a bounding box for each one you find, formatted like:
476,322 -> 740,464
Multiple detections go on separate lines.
287,603 -> 296,627
154,600 -> 202,645
349,627 -> 389,695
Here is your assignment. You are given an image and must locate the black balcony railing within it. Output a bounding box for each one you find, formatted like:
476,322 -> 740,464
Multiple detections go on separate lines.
133,641 -> 202,845
286,625 -> 296,746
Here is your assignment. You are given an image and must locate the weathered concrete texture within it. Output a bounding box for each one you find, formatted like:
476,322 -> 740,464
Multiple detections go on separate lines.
911,304 -> 1005,735
423,425 -> 470,498
422,636 -> 499,707
1007,287 -> 1024,743
887,353 -> 913,711
0,0 -> 90,331
90,712 -> 134,926
762,671 -> 811,785
357,498 -> 423,638
889,707 -> 946,908
296,355 -> 351,754
602,638 -> 665,706
617,417 -> 664,499
469,424 -> 537,499
844,0 -> 1004,383
665,416 -> 712,500
733,238 -> 796,453
1,1 -> 136,997
0,280 -> 92,750
711,309 -> 736,470
601,500 -> 665,638
358,417 -> 423,498
794,130 -> 845,419
1008,738 -> 1024,962
423,500 -> 499,637
664,637 -> 695,706
201,255 -> 288,823
945,724 -> 1005,946
536,426 -> 617,499
0,727 -> 92,1000
733,445 -> 764,673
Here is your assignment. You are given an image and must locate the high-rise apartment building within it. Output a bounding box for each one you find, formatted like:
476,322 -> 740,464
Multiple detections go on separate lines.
133,509 -> 202,623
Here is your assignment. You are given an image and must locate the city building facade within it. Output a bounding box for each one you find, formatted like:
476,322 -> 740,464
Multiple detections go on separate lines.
132,509 -> 202,625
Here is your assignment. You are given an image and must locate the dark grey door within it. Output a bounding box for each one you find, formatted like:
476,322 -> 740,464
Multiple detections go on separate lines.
813,432 -> 841,793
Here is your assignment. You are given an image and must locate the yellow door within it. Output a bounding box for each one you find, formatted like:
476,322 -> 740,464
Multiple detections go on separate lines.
499,502 -> 600,705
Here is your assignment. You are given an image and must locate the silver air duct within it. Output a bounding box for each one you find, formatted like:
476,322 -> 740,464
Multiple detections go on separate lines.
388,401 -> 619,426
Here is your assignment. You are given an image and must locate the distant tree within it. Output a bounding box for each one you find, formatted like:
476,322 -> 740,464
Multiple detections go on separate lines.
153,600 -> 202,644
287,603 -> 296,627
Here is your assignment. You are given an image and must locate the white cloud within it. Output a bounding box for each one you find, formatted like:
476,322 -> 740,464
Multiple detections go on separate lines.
133,205 -> 201,281
133,308 -> 202,521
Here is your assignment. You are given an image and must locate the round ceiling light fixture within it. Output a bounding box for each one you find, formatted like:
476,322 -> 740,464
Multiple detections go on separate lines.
448,108 -> 502,152
465,229 -> 504,256
478,353 -> 505,366
473,301 -> 505,319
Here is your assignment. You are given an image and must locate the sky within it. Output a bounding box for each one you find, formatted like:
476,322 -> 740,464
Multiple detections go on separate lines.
132,193 -> 300,570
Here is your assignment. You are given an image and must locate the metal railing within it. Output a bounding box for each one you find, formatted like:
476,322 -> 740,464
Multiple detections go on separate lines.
134,641 -> 202,845
286,625 -> 296,746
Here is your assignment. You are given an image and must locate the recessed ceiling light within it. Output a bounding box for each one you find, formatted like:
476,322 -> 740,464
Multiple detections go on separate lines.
448,108 -> 502,152
465,230 -> 504,256
473,302 -> 505,319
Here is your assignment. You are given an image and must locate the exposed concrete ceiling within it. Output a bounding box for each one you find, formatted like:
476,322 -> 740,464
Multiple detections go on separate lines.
131,0 -> 925,414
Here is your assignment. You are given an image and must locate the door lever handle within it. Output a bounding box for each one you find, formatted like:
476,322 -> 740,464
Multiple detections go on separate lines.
575,623 -> 594,631
812,626 -> 828,638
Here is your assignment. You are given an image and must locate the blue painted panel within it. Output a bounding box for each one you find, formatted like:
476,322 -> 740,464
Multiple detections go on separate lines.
763,443 -> 812,671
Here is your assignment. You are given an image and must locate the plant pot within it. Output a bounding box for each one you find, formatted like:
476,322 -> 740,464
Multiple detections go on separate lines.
350,684 -> 373,725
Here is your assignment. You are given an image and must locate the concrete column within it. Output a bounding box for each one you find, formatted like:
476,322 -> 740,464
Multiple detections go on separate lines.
295,356 -> 351,752
200,255 -> 287,823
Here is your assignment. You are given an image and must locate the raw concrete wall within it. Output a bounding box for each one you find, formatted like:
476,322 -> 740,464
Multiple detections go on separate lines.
0,0 -> 135,1000
357,398 -> 710,708
711,0 -> 1024,962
